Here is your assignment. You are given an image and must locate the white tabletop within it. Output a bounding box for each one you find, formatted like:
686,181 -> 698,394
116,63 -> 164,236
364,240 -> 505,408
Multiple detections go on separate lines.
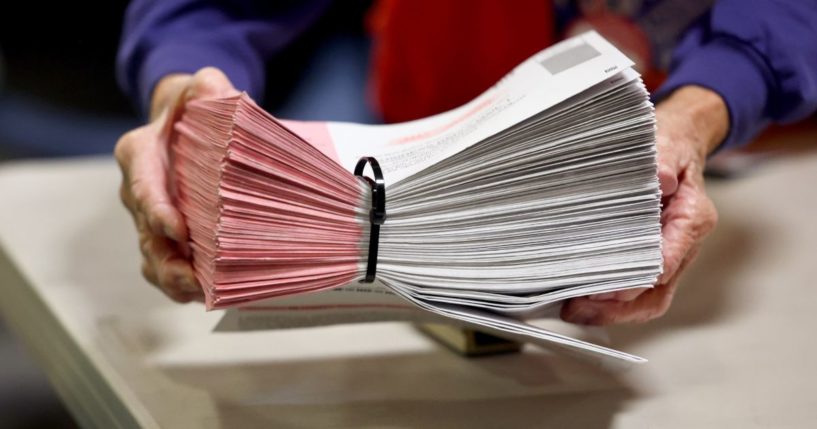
1,152 -> 816,428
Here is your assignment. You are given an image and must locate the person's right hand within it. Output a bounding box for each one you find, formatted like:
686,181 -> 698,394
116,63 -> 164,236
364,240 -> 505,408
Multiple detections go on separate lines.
115,67 -> 238,303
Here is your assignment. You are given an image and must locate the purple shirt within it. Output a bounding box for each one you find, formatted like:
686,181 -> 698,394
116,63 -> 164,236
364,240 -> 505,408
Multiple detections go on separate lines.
117,0 -> 817,149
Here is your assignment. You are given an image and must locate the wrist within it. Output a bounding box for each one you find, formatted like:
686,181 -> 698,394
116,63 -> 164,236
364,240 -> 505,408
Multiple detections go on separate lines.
149,74 -> 193,121
656,85 -> 729,157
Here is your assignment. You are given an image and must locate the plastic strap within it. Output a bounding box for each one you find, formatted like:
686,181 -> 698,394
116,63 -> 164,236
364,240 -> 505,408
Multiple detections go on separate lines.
354,157 -> 386,283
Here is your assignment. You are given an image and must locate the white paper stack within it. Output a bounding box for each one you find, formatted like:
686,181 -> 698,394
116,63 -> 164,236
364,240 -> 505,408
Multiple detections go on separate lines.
171,31 -> 661,363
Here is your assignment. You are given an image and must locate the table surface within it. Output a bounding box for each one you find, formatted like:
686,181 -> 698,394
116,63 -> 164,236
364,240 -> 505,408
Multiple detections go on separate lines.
1,152 -> 816,428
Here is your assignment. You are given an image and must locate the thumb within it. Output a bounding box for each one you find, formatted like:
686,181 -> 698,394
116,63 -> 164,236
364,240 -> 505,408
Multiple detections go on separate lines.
159,67 -> 239,138
188,67 -> 240,100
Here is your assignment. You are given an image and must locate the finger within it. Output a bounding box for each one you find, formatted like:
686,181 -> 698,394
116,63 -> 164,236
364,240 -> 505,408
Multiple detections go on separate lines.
158,257 -> 201,295
115,130 -> 141,216
149,68 -> 239,241
143,232 -> 201,296
658,184 -> 717,284
141,258 -> 158,285
136,213 -> 156,260
189,67 -> 240,100
129,145 -> 188,243
562,247 -> 701,325
119,183 -> 136,216
166,291 -> 200,304
659,214 -> 693,285
561,283 -> 674,325
657,163 -> 679,197
143,260 -> 198,304
115,121 -> 188,244
587,286 -> 650,302
563,275 -> 682,325
655,135 -> 681,197
164,68 -> 237,133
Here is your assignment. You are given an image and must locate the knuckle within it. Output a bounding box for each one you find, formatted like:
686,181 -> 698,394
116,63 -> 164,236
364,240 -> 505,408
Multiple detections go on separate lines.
139,235 -> 151,258
113,139 -> 127,163
157,267 -> 179,292
135,211 -> 150,231
152,261 -> 187,301
129,178 -> 151,212
195,67 -> 224,84
114,129 -> 139,162
140,260 -> 157,285
119,184 -> 132,207
192,67 -> 232,97
197,66 -> 219,76
688,192 -> 718,236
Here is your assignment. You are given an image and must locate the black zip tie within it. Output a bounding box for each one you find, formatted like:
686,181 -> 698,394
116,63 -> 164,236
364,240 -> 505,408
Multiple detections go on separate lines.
354,157 -> 386,283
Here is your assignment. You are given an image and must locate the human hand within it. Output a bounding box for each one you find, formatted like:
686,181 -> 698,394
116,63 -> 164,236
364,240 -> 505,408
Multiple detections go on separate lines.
115,68 -> 238,302
561,86 -> 727,325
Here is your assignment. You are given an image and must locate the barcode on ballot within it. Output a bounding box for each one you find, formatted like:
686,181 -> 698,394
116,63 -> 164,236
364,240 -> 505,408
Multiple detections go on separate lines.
539,41 -> 601,74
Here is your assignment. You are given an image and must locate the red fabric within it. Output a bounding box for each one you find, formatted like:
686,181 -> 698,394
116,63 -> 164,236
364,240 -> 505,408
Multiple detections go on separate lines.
368,0 -> 554,123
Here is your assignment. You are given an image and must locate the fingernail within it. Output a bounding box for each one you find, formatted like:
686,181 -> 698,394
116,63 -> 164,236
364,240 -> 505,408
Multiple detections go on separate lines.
589,292 -> 616,301
569,307 -> 598,325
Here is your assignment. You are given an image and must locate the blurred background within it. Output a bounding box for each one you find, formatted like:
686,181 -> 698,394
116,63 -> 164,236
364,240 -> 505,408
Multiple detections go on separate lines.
0,1 -> 814,427
0,0 -> 377,161
0,2 -> 131,427
0,2 -> 137,160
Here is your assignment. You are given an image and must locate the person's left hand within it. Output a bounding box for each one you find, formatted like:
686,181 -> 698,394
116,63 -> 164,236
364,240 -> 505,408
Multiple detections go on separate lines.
561,85 -> 727,325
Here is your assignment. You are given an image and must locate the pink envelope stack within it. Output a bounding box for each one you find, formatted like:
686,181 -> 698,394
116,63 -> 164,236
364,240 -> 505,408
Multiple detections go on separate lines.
171,95 -> 367,309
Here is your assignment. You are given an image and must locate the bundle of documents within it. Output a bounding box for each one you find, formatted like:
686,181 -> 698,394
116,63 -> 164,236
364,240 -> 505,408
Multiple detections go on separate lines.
171,32 -> 661,363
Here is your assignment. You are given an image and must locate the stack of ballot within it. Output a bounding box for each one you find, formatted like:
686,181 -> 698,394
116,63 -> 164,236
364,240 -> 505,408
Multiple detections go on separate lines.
171,31 -> 661,363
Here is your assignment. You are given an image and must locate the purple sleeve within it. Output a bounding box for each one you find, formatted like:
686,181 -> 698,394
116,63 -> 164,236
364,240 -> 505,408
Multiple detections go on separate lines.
116,0 -> 332,117
655,0 -> 817,149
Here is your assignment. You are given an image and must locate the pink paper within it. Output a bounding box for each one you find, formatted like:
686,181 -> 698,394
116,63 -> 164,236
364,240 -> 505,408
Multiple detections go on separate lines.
170,94 -> 366,309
